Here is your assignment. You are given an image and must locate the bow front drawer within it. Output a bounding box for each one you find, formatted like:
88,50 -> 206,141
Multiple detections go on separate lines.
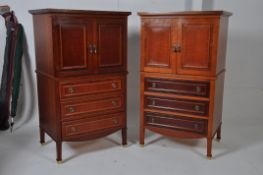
62,113 -> 124,138
60,79 -> 123,98
145,96 -> 208,116
145,78 -> 209,97
145,112 -> 207,134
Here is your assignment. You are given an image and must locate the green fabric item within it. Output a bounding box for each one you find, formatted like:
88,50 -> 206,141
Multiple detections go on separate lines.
10,24 -> 24,117
0,23 -> 12,129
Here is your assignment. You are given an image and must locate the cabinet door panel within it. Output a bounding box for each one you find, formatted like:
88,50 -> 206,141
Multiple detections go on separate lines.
95,19 -> 125,73
177,19 -> 216,76
53,17 -> 93,76
142,19 -> 175,73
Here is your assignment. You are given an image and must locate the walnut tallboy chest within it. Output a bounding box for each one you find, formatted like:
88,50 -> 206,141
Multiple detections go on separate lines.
138,11 -> 232,159
29,9 -> 131,163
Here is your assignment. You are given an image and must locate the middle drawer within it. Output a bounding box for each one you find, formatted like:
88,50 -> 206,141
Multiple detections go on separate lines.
61,95 -> 124,119
145,96 -> 208,116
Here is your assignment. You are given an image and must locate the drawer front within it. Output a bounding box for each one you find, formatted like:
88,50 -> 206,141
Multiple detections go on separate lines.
145,78 -> 209,97
61,96 -> 123,118
145,112 -> 207,134
62,113 -> 124,137
60,79 -> 122,98
145,96 -> 208,116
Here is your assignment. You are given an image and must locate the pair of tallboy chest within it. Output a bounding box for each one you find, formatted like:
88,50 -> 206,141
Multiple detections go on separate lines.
29,9 -> 231,163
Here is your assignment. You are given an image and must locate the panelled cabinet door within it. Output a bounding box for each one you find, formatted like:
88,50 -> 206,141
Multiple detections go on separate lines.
176,19 -> 217,76
141,19 -> 175,73
53,17 -> 93,76
95,19 -> 126,73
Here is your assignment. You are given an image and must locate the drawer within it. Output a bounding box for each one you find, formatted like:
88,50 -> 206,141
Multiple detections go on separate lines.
145,78 -> 209,97
62,113 -> 124,137
61,96 -> 123,118
145,112 -> 207,134
60,79 -> 123,98
145,96 -> 208,116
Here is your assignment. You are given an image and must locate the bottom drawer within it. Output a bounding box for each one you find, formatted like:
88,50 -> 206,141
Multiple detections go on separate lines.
145,112 -> 207,134
62,113 -> 124,138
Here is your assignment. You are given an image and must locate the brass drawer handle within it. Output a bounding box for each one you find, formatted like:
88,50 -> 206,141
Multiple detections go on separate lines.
68,87 -> 75,94
196,86 -> 201,93
194,105 -> 201,111
68,107 -> 76,113
112,82 -> 117,89
152,82 -> 156,88
112,100 -> 118,106
71,127 -> 77,132
113,119 -> 118,124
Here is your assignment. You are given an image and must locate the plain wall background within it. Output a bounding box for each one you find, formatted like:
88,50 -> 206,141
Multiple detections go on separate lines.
0,0 -> 262,141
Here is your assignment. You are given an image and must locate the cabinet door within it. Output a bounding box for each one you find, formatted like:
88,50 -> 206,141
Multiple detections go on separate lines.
95,19 -> 126,73
54,17 -> 93,76
176,19 -> 216,76
141,19 -> 175,73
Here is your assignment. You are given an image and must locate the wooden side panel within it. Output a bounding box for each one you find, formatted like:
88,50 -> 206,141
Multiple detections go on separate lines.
32,15 -> 54,75
216,16 -> 229,74
212,73 -> 225,134
141,18 -> 175,73
95,18 -> 126,73
37,74 -> 59,141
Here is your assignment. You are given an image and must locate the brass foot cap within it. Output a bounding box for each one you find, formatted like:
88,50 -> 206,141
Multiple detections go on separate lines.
57,160 -> 63,164
40,143 -> 45,146
216,138 -> 221,142
207,156 -> 212,160
139,144 -> 144,148
122,144 -> 128,148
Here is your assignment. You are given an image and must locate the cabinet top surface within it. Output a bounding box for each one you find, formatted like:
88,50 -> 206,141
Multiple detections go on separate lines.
29,8 -> 131,16
138,11 -> 232,17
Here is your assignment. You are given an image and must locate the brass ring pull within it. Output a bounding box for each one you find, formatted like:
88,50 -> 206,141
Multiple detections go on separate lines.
112,100 -> 117,106
71,127 -> 76,132
112,82 -> 117,89
68,87 -> 75,94
88,44 -> 93,54
196,86 -> 201,93
113,119 -> 118,124
68,107 -> 76,113
152,82 -> 156,88
93,44 -> 97,54
172,45 -> 181,53
194,105 -> 200,111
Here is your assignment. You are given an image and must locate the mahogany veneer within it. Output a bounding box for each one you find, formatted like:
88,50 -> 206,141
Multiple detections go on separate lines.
138,11 -> 232,159
29,9 -> 131,163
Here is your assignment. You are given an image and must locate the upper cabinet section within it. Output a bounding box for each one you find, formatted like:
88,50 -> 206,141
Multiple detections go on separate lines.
138,11 -> 232,77
29,9 -> 131,77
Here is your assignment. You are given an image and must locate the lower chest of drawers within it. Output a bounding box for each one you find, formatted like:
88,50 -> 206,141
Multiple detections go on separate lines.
58,76 -> 126,139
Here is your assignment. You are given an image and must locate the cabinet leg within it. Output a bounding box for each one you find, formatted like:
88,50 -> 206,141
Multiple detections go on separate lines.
140,126 -> 145,147
122,127 -> 127,147
207,138 -> 212,160
40,128 -> 45,145
56,141 -> 62,164
216,125 -> 222,142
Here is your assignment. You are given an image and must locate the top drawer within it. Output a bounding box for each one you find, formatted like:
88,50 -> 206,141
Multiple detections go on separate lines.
145,78 -> 209,97
60,79 -> 123,99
